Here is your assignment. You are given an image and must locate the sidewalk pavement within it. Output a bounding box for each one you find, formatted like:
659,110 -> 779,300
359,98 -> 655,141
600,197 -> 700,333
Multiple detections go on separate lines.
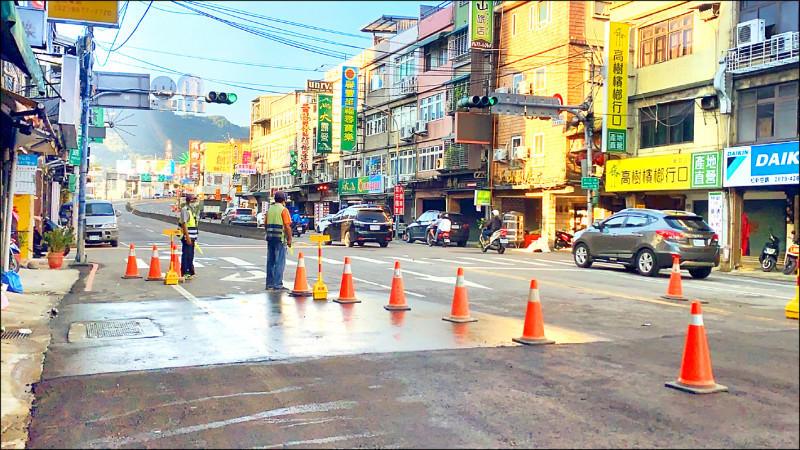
1,262 -> 80,449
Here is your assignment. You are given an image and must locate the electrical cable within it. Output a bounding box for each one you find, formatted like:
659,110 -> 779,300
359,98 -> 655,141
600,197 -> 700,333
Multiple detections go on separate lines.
98,1 -> 129,67
109,1 -> 153,52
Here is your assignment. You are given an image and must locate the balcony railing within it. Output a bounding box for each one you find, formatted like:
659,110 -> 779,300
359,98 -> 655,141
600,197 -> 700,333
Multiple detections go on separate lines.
726,31 -> 799,74
396,76 -> 418,95
443,144 -> 468,170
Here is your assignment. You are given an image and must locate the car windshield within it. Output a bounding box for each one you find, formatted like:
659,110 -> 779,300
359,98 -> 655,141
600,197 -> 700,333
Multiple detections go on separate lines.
664,216 -> 713,232
86,203 -> 115,216
357,210 -> 390,222
236,209 -> 253,215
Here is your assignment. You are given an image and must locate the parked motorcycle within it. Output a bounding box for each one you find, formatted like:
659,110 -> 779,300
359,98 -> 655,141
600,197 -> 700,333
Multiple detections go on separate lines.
8,237 -> 20,272
783,238 -> 798,275
427,229 -> 451,247
554,230 -> 573,250
759,233 -> 780,272
480,228 -> 508,254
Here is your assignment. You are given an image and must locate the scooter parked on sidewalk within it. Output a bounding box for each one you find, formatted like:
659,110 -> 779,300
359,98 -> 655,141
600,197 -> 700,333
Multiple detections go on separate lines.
7,237 -> 20,272
783,237 -> 798,275
759,232 -> 780,272
480,228 -> 508,254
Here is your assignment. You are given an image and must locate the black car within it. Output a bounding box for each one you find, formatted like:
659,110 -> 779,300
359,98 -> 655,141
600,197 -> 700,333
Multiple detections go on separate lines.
404,210 -> 469,247
325,206 -> 393,247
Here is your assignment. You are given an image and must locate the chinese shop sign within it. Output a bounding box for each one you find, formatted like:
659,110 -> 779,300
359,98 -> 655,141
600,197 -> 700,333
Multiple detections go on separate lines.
299,103 -> 311,171
605,153 -> 693,192
690,151 -> 721,188
602,21 -> 629,153
470,1 -> 493,50
340,67 -> 358,151
317,94 -> 333,153
338,175 -> 384,195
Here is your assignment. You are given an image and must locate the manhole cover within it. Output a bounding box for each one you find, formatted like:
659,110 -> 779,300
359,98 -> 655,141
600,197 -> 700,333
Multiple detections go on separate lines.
1,331 -> 31,339
86,320 -> 144,338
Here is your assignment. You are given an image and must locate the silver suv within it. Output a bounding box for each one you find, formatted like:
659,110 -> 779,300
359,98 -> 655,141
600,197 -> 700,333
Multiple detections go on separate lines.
572,208 -> 720,279
84,200 -> 120,247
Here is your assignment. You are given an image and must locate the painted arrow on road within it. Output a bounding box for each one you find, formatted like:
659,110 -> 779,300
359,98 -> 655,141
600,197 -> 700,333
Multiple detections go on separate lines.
400,269 -> 493,290
220,270 -> 265,282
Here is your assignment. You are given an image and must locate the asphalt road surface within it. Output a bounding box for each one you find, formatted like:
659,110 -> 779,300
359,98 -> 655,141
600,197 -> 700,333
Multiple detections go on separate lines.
27,200 -> 799,448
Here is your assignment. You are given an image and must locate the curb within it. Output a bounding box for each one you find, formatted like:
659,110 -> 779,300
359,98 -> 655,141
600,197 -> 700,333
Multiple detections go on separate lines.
126,202 -> 266,241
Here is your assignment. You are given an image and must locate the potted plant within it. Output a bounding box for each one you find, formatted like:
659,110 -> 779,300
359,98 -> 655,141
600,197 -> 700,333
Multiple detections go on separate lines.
43,227 -> 74,269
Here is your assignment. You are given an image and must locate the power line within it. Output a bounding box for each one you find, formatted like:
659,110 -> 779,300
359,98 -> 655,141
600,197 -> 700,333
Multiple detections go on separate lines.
110,0 -> 153,52
98,1 -> 129,67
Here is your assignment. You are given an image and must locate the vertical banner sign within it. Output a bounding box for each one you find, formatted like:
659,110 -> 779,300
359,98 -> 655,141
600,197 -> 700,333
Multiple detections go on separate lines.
189,140 -> 202,182
602,21 -> 629,153
394,185 -> 405,216
707,191 -> 725,243
317,94 -> 333,153
470,1 -> 493,50
341,67 -> 358,151
690,151 -> 721,188
299,103 -> 311,171
14,154 -> 39,195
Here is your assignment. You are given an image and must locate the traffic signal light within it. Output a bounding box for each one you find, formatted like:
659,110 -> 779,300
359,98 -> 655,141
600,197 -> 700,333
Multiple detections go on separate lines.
205,91 -> 238,104
318,184 -> 329,191
456,95 -> 498,109
289,150 -> 298,177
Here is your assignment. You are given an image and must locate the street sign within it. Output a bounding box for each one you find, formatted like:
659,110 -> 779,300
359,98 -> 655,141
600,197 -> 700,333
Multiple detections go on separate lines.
394,185 -> 404,216
581,177 -> 599,190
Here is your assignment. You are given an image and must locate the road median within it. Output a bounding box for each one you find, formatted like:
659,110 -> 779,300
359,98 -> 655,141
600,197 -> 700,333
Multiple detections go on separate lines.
126,202 -> 265,240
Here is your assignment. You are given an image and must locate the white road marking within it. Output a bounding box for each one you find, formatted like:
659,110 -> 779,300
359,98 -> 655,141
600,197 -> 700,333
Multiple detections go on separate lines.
145,229 -> 154,233
305,255 -> 342,266
350,276 -> 425,297
456,256 -> 514,265
497,257 -> 548,266
220,256 -> 259,267
220,270 -> 266,282
401,268 -> 492,290
384,256 -> 431,265
427,258 -> 474,265
346,255 -> 389,265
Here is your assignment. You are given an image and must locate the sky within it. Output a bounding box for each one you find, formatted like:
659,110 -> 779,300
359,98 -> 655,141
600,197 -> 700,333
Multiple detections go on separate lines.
55,1 -> 427,128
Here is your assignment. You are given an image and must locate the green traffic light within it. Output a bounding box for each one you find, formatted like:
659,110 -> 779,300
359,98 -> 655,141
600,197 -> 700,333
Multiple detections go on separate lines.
227,93 -> 237,104
488,96 -> 498,106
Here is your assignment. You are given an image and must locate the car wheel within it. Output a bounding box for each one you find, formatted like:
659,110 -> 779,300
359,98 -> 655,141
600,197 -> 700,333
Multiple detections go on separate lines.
688,267 -> 712,279
357,241 -> 365,246
111,240 -> 119,248
636,249 -> 659,277
344,231 -> 354,247
457,240 -> 467,247
573,243 -> 593,268
405,233 -> 414,244
379,241 -> 389,248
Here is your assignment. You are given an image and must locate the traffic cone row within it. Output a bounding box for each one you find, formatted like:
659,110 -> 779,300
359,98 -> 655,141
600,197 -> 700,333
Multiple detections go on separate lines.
121,244 -> 142,279
665,301 -> 728,394
146,245 -> 163,281
334,257 -> 360,304
662,255 -> 687,301
289,252 -> 312,297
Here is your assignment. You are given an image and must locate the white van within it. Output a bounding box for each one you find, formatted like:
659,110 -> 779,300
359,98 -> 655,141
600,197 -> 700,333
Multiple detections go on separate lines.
84,200 -> 120,247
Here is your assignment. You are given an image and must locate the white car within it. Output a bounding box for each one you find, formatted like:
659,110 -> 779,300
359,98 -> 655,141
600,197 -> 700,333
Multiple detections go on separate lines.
316,214 -> 334,233
256,211 -> 266,227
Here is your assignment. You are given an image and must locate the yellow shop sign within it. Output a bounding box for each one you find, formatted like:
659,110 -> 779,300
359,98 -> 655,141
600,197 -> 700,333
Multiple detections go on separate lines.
605,154 -> 691,192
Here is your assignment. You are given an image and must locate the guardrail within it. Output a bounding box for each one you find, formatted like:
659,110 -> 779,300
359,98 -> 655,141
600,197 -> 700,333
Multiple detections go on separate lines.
126,202 -> 266,241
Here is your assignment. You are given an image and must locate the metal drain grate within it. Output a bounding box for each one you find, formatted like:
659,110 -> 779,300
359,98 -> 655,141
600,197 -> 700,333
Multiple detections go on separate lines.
86,320 -> 144,338
1,331 -> 31,339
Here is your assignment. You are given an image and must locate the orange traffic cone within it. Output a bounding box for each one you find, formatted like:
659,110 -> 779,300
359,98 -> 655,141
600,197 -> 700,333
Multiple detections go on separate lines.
122,244 -> 142,279
289,252 -> 312,297
443,268 -> 477,323
662,255 -> 687,301
665,301 -> 728,394
334,257 -> 360,304
513,280 -> 554,345
146,245 -> 163,281
171,242 -> 182,278
385,261 -> 411,311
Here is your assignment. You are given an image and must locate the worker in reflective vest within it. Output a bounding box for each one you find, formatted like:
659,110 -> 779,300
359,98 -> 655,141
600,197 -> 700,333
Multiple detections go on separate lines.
179,194 -> 199,279
265,191 -> 293,291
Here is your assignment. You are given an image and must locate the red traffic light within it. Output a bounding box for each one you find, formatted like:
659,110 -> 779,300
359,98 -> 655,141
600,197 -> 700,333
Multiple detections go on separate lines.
319,184 -> 329,191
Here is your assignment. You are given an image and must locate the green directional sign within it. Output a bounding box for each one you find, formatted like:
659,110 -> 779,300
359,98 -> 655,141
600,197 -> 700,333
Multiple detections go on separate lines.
474,189 -> 491,206
158,174 -> 165,182
68,173 -> 77,192
141,173 -> 151,182
581,177 -> 600,190
68,147 -> 81,165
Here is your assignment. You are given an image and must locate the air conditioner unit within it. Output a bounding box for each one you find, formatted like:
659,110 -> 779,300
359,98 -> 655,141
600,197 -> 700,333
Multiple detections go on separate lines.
700,95 -> 719,111
493,148 -> 507,162
414,120 -> 427,135
772,32 -> 797,55
517,81 -> 529,95
513,146 -> 530,160
400,125 -> 414,140
736,19 -> 765,47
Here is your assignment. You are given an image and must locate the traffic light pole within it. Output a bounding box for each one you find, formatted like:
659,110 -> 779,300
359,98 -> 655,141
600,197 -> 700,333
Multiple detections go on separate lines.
585,55 -> 596,225
75,27 -> 93,265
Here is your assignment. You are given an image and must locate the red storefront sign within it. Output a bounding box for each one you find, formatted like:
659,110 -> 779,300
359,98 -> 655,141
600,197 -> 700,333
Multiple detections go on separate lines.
393,185 -> 404,216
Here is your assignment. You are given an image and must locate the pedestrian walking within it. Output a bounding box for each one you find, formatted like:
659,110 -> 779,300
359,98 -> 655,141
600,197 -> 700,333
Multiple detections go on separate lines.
179,194 -> 200,279
265,191 -> 293,291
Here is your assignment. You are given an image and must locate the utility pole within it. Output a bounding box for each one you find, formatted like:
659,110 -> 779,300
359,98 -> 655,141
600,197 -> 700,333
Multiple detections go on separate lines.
585,53 -> 595,224
75,27 -> 93,264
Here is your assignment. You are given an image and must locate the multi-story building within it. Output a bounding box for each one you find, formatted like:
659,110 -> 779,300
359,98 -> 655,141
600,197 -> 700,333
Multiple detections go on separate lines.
492,0 -> 609,246
716,0 -> 798,269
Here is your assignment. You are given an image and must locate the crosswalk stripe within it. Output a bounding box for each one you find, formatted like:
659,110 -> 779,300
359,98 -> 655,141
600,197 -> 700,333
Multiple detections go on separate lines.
346,255 -> 388,265
384,256 -> 431,265
497,257 -> 548,266
305,255 -> 342,265
456,256 -> 514,265
428,258 -> 473,265
220,256 -> 259,267
136,258 -> 148,269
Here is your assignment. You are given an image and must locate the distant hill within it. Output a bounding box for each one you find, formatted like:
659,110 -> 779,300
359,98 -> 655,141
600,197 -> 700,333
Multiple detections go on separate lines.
88,109 -> 249,168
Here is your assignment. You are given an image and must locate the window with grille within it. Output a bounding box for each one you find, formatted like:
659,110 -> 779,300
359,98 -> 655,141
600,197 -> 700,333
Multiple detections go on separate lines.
398,150 -> 416,175
638,13 -> 693,67
736,82 -> 798,144
344,160 -> 360,178
418,145 -> 443,171
448,29 -> 469,60
740,1 -> 799,39
394,53 -> 415,84
639,100 -> 695,148
366,113 -> 387,136
424,41 -> 448,71
420,93 -> 444,122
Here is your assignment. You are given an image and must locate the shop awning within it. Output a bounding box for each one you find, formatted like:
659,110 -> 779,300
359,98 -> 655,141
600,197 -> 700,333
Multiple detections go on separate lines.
1,87 -> 58,155
1,1 -> 46,94
443,24 -> 467,38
